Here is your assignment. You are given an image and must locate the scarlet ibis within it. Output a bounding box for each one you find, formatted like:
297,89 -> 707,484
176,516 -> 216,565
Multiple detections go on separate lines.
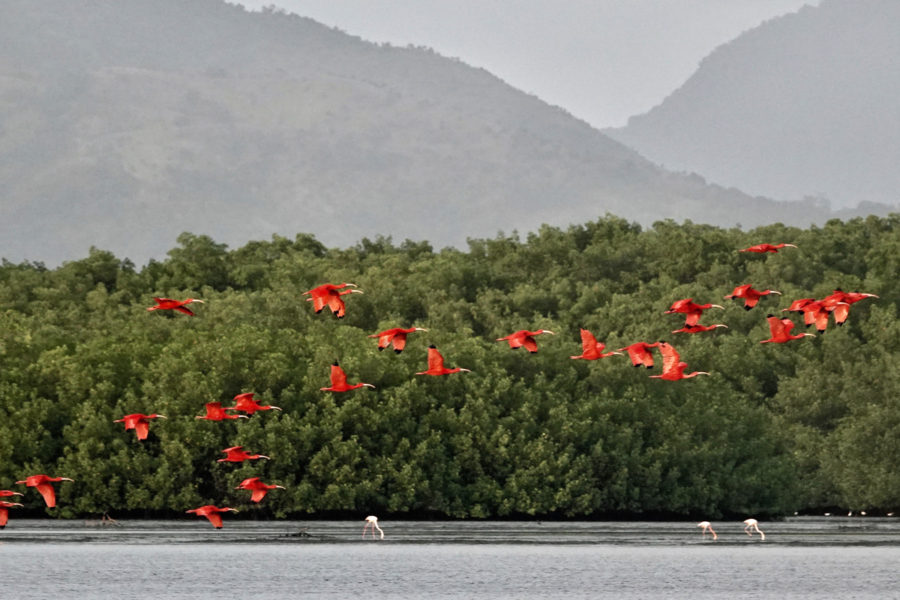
672,324 -> 728,334
790,300 -> 842,333
724,284 -> 781,310
0,501 -> 23,528
147,297 -> 204,316
416,346 -> 471,376
649,342 -> 709,381
15,474 -> 74,508
236,477 -> 285,503
739,243 -> 797,253
303,283 -> 362,318
698,521 -> 717,540
218,446 -> 270,463
570,329 -> 622,360
0,490 -> 23,499
783,298 -> 817,313
743,518 -> 765,540
617,342 -> 660,369
761,315 -> 816,343
363,515 -> 384,539
114,413 -> 166,441
227,393 -> 282,415
369,327 -> 428,353
783,298 -> 829,331
824,289 -> 878,306
822,289 -> 878,326
665,298 -> 725,326
195,402 -> 249,421
187,505 -> 238,529
496,329 -> 555,353
321,362 -> 375,392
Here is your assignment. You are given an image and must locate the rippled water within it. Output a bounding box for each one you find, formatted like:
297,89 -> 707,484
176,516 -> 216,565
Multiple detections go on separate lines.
3,518 -> 898,599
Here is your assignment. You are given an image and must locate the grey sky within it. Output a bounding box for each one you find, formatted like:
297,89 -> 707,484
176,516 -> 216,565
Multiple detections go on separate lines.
231,0 -> 820,129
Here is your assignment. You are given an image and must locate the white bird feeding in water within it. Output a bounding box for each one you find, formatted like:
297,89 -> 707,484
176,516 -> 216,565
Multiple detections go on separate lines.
363,515 -> 384,539
743,518 -> 765,540
698,521 -> 717,540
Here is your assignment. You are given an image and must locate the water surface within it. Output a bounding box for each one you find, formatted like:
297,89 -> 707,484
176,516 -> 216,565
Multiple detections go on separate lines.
3,518 -> 898,599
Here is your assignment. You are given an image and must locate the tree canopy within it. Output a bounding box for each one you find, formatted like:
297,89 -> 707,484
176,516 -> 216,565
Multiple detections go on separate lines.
1,215 -> 897,519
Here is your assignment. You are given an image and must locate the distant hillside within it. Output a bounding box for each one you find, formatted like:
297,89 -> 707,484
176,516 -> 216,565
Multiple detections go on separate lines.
0,0 -> 888,265
607,0 -> 900,210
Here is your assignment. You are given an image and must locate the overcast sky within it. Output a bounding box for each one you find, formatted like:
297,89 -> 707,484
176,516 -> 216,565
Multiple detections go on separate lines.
231,0 -> 820,129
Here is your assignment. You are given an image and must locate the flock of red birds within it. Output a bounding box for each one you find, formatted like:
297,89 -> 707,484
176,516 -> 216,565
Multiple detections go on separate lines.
1,243 -> 877,534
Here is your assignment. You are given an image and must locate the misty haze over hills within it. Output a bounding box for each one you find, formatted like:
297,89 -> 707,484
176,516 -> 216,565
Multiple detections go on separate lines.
0,0 -> 893,265
607,0 -> 900,209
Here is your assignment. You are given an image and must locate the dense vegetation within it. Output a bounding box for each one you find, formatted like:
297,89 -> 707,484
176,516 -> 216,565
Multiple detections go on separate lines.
1,215 -> 898,520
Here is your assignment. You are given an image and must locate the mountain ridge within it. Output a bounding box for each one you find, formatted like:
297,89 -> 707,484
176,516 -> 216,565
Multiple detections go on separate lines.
0,0 -> 890,265
606,0 -> 900,209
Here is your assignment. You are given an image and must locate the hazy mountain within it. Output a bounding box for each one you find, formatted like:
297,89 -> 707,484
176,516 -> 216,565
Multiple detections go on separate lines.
607,0 -> 900,209
0,0 -> 888,265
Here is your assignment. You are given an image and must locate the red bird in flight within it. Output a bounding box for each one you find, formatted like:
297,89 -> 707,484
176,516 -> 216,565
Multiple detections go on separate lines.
321,362 -> 375,392
235,477 -> 285,503
650,342 -> 709,381
416,346 -> 471,376
0,490 -> 24,499
369,327 -> 428,353
665,298 -> 725,326
618,342 -> 661,369
16,474 -> 74,508
724,284 -> 781,310
147,297 -> 204,316
821,289 -> 878,326
761,315 -> 816,343
114,413 -> 166,441
187,505 -> 238,529
218,446 -> 270,463
739,243 -> 797,253
788,299 -> 840,333
227,393 -> 282,415
303,283 -> 362,318
195,402 -> 249,421
0,500 -> 23,528
570,329 -> 622,360
496,329 -> 555,353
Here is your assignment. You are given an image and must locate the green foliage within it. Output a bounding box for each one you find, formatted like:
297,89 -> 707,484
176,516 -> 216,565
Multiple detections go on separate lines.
1,215 -> 898,518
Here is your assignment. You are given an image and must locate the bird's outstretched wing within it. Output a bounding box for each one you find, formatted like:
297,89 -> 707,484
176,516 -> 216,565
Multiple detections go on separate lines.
658,343 -> 680,375
427,347 -> 446,371
330,364 -> 348,388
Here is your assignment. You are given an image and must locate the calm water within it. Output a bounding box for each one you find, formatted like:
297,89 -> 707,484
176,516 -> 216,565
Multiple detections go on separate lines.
3,518 -> 898,599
